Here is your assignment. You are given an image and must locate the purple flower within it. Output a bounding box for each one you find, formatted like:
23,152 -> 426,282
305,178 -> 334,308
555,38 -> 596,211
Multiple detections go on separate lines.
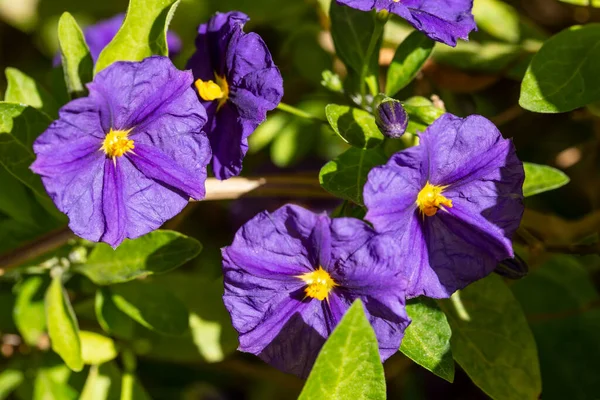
187,11 -> 284,180
336,0 -> 476,47
54,14 -> 182,66
222,204 -> 410,377
31,56 -> 210,248
364,114 -> 524,298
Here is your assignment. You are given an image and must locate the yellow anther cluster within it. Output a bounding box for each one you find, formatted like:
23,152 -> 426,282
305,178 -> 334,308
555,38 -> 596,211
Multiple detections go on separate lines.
101,128 -> 134,159
195,73 -> 229,110
298,266 -> 337,301
416,182 -> 453,217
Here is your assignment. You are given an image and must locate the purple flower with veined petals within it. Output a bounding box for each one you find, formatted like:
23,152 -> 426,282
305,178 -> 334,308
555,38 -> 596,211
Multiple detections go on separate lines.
186,11 -> 284,180
31,56 -> 210,248
336,0 -> 476,47
364,114 -> 524,299
222,204 -> 410,377
54,14 -> 182,66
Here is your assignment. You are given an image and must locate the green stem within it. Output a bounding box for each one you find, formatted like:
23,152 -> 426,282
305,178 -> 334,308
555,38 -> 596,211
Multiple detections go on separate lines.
276,103 -> 326,123
359,12 -> 387,108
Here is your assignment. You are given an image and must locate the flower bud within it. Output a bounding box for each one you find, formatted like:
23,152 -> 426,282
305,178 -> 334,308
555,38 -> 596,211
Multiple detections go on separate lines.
494,254 -> 529,280
375,98 -> 409,138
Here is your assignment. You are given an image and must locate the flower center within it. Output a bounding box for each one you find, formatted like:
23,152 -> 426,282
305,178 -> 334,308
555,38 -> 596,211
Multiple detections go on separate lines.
195,73 -> 229,110
101,128 -> 134,158
416,182 -> 453,217
298,266 -> 337,301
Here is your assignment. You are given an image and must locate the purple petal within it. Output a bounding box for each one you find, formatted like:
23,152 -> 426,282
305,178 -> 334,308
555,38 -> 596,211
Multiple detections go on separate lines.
100,159 -> 127,247
336,0 -> 377,11
206,103 -> 249,180
126,143 -> 206,200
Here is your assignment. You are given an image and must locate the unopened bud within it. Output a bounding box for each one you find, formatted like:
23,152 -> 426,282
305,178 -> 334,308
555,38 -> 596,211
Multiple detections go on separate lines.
375,98 -> 408,139
494,254 -> 529,280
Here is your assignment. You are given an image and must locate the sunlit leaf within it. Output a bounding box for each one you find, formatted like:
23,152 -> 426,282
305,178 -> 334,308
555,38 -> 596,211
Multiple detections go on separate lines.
325,104 -> 384,149
523,162 -> 569,197
386,31 -> 434,96
57,12 -> 93,98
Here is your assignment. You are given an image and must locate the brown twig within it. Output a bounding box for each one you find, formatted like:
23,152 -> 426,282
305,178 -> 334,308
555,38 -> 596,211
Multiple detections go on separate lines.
0,175 -> 330,272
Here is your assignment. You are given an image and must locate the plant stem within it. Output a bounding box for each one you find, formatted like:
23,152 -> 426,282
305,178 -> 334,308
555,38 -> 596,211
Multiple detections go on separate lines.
359,12 -> 387,108
277,102 -> 327,123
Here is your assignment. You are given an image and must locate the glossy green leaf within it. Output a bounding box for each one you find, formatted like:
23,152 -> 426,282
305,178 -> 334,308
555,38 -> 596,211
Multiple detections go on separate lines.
520,24 -> 600,113
402,96 -> 445,126
473,0 -> 521,43
299,300 -> 386,400
4,68 -> 59,118
512,255 -> 600,399
386,31 -> 435,96
13,276 -> 48,345
80,331 -> 118,365
95,0 -> 180,73
58,12 -> 93,97
330,2 -> 382,94
0,366 -> 24,400
45,273 -> 83,372
76,230 -> 202,285
523,162 -> 569,197
400,298 -> 454,383
110,281 -> 189,336
325,104 -> 384,149
440,275 -> 541,400
319,147 -> 387,205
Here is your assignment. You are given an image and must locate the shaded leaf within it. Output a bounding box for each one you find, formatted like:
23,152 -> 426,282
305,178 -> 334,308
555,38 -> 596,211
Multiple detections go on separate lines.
402,96 -> 445,126
386,31 -> 435,96
473,0 -> 521,43
400,298 -> 454,383
0,365 -> 23,400
58,12 -> 93,98
439,275 -> 541,400
319,147 -> 387,205
523,162 -> 569,197
325,104 -> 384,149
45,273 -> 83,372
76,230 -> 202,285
95,288 -> 135,339
520,24 -> 600,113
299,300 -> 386,400
95,0 -> 180,73
13,275 -> 48,345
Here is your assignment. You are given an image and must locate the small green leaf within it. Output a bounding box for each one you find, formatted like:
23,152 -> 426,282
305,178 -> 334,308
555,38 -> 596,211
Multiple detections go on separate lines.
440,275 -> 541,400
520,24 -> 600,113
110,281 -> 189,336
13,276 -> 48,346
400,298 -> 454,383
386,31 -> 435,97
33,369 -> 78,400
80,331 -> 118,365
325,104 -> 384,149
402,96 -> 445,126
0,365 -> 24,400
58,12 -> 93,98
299,300 -> 386,400
473,0 -> 521,43
4,68 -> 59,118
76,230 -> 202,285
319,147 -> 388,205
248,112 -> 289,154
523,162 -> 569,197
95,289 -> 135,339
95,0 -> 180,73
45,273 -> 83,372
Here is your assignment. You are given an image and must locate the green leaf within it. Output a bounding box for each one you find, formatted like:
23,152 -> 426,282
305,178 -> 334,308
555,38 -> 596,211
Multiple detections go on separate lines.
0,365 -> 24,400
325,104 -> 384,149
473,0 -> 521,43
95,0 -> 180,73
439,275 -> 541,400
0,103 -> 53,207
13,276 -> 48,346
45,273 -> 83,372
248,112 -> 289,154
402,96 -> 445,126
80,364 -> 114,400
558,0 -> 600,6
58,12 -> 93,98
330,2 -> 382,94
4,68 -> 59,118
33,369 -> 78,400
0,166 -> 44,227
76,230 -> 202,285
299,300 -> 386,400
319,147 -> 388,205
512,255 -> 600,399
95,288 -> 135,339
110,281 -> 189,336
386,31 -> 435,96
400,298 -> 454,383
80,331 -> 118,365
520,24 -> 600,113
523,162 -> 569,197
434,41 -> 522,73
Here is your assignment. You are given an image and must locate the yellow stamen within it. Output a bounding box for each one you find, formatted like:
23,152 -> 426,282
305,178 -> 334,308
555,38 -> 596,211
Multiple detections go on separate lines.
195,73 -> 229,110
297,266 -> 337,301
416,182 -> 453,217
101,128 -> 134,159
